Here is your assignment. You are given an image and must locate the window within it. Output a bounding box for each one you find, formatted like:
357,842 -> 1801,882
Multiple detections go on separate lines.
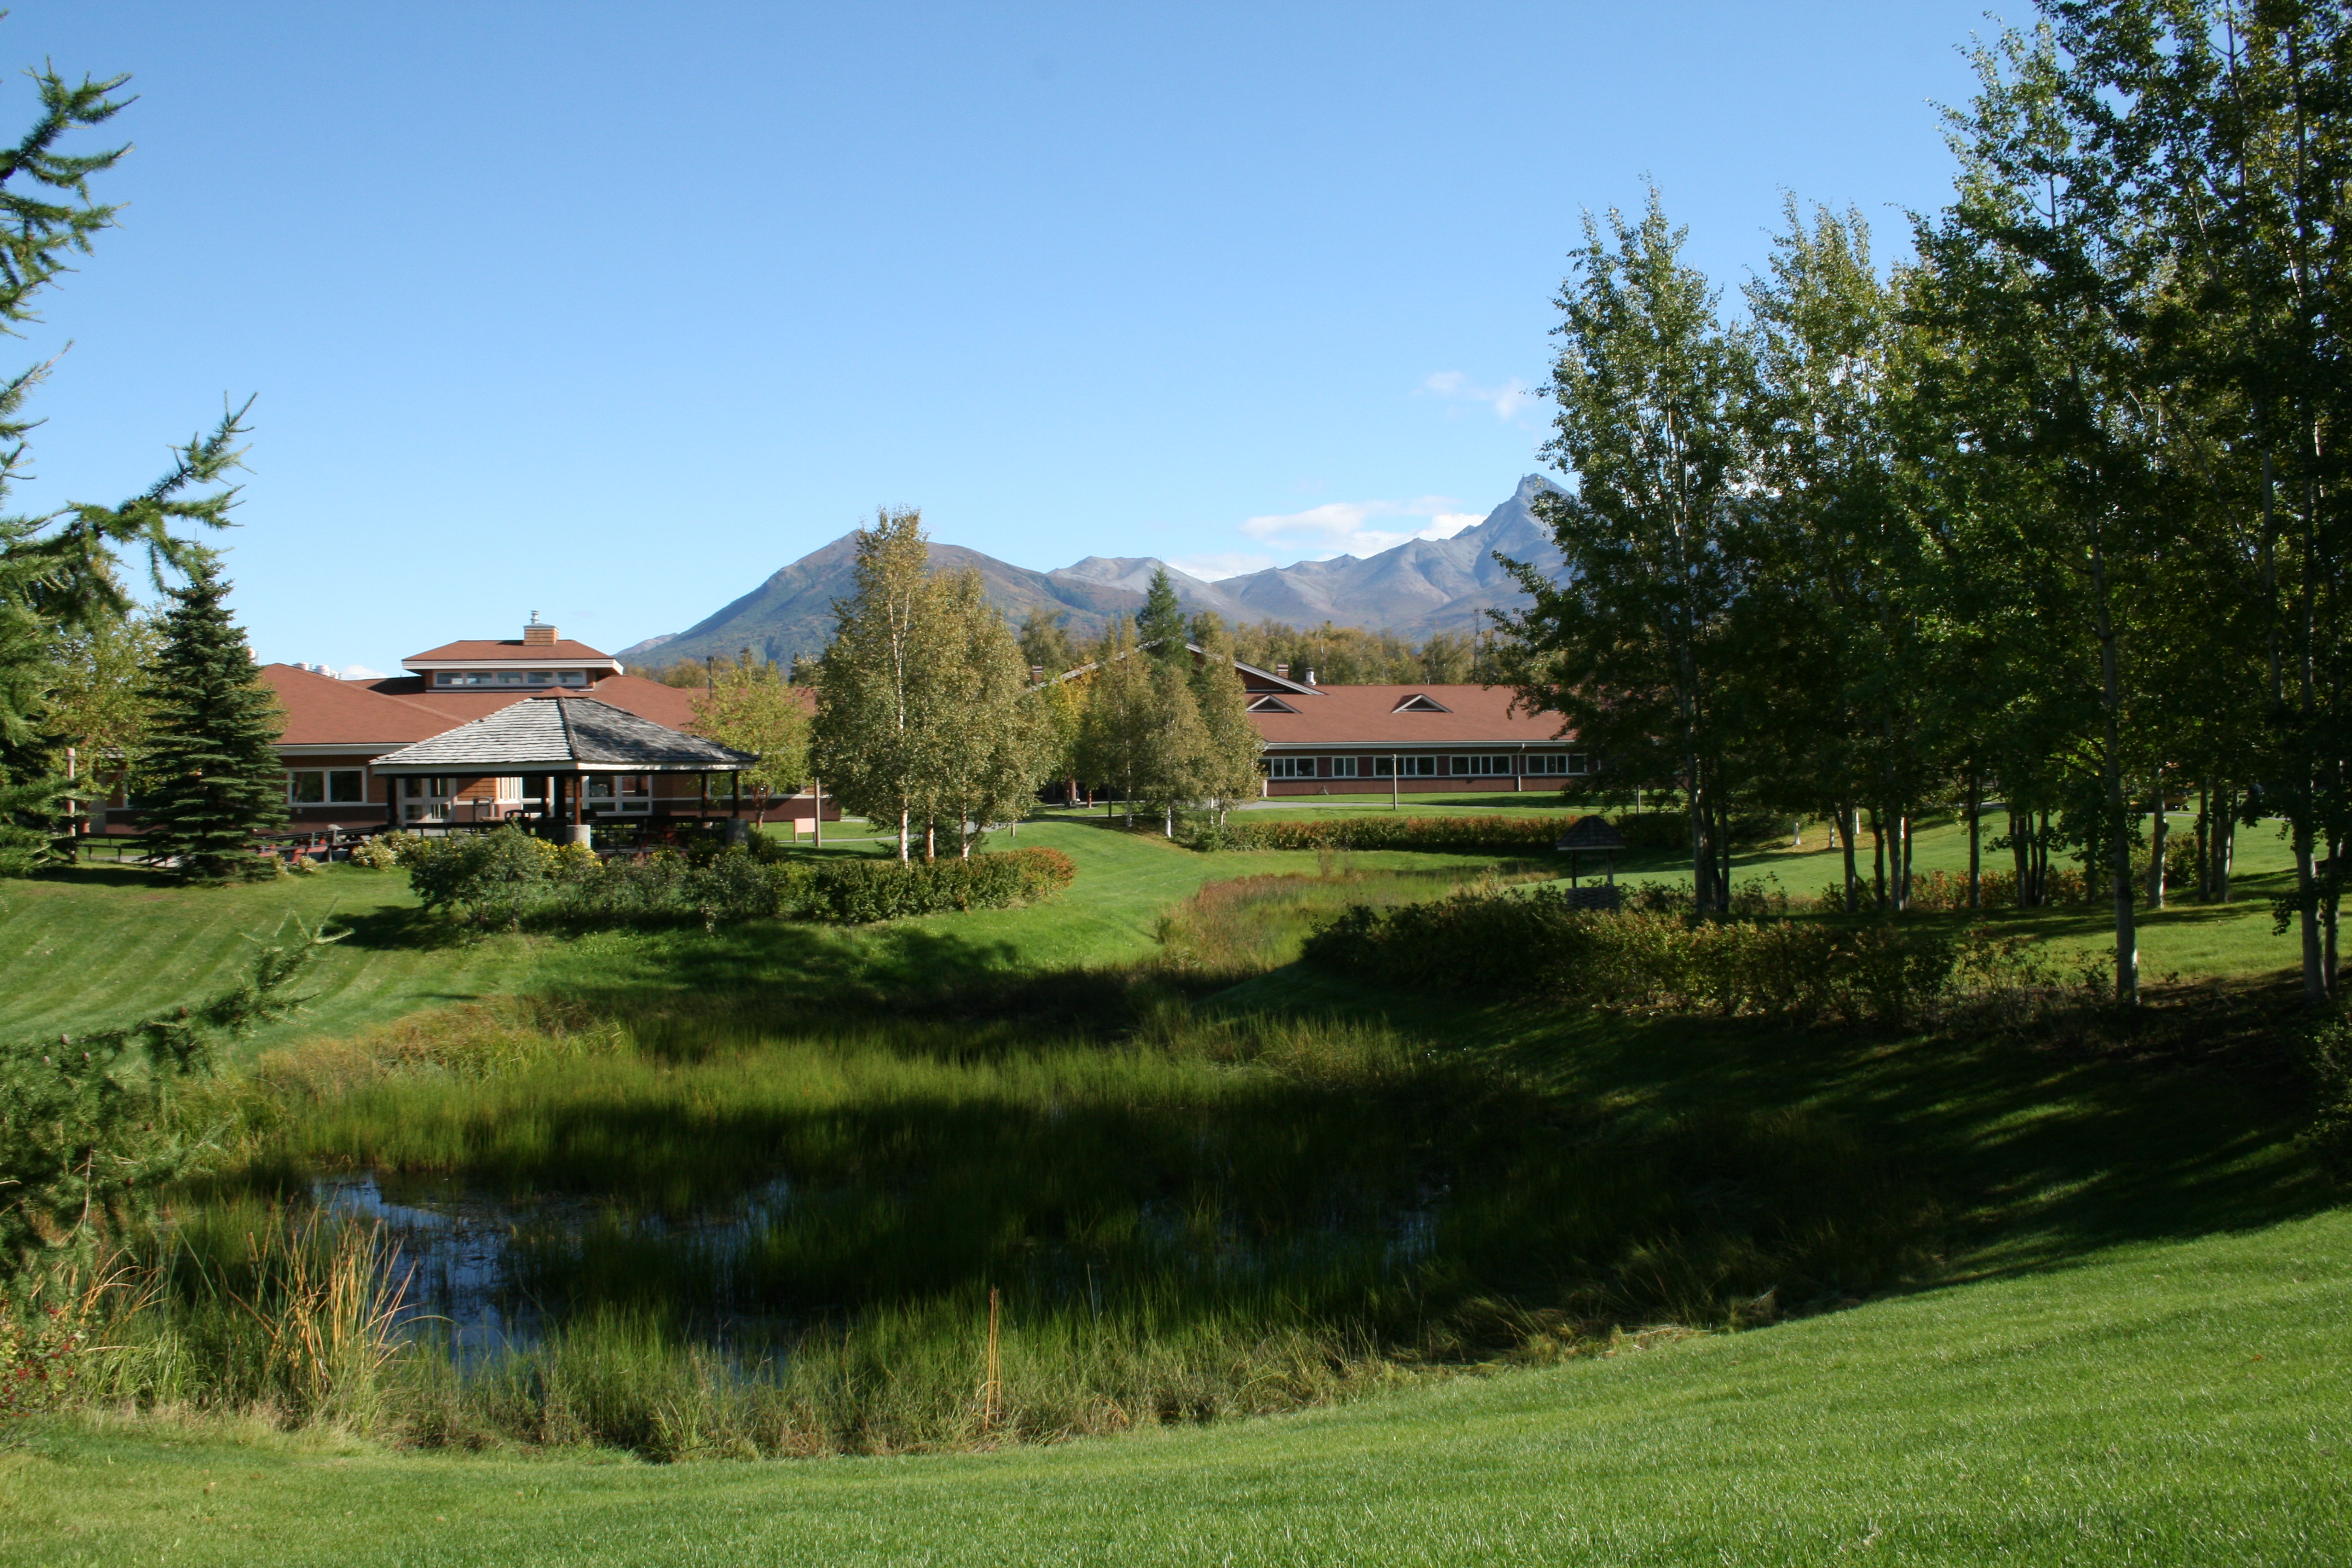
1391,694 -> 1451,713
1328,756 -> 1359,779
286,769 -> 365,804
1450,756 -> 1515,777
1372,756 -> 1438,777
1264,756 -> 1315,779
1247,694 -> 1296,713
584,774 -> 652,813
436,671 -> 494,687
397,776 -> 456,823
1526,753 -> 1592,777
561,671 -> 587,686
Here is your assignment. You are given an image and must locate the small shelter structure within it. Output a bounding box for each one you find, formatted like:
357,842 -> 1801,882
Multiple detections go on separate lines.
1553,814 -> 1626,912
368,695 -> 758,844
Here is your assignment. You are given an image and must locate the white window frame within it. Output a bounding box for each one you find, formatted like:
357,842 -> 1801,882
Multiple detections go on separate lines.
287,768 -> 367,805
1328,756 -> 1359,779
1449,756 -> 1515,777
399,775 -> 457,823
584,774 -> 652,814
1372,756 -> 1437,778
1525,753 -> 1592,777
1264,756 -> 1314,779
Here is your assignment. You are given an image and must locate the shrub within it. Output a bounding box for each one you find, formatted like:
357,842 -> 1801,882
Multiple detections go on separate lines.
792,846 -> 1077,924
403,826 -> 567,924
1302,887 -> 2074,1028
405,829 -> 1079,930
348,831 -> 416,871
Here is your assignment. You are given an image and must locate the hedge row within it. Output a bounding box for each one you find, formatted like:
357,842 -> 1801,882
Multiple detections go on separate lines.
393,828 -> 1076,927
1214,814 -> 1583,855
1209,809 -> 1791,857
1299,887 -> 2076,1027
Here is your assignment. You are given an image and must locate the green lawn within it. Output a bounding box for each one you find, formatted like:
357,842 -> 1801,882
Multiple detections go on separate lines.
2,812 -> 2344,1563
2,818 -> 1532,1052
5,1207 -> 2342,1566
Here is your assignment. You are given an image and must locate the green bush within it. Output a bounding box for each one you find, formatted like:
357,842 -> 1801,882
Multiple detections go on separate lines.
792,846 -> 1078,923
347,831 -> 413,871
403,827 -> 1077,929
402,827 -> 572,925
1301,887 -> 2074,1027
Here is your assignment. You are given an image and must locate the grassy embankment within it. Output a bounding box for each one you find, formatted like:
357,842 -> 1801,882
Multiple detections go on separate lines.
5,1207 -> 2344,1566
2,807 -> 2344,1562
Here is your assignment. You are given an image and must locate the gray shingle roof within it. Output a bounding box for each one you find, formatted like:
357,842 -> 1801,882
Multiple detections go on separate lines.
369,696 -> 758,773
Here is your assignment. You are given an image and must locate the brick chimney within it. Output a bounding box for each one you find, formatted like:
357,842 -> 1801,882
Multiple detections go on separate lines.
523,613 -> 557,647
1275,662 -> 1289,679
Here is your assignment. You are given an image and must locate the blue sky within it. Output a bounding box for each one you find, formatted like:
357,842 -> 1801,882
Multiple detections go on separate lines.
10,1 -> 1994,672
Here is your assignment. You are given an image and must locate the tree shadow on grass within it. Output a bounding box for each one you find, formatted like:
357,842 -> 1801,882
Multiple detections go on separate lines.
31,862 -> 169,890
1286,969 -> 2336,1289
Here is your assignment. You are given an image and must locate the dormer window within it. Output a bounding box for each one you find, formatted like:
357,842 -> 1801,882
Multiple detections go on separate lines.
1392,694 -> 1452,713
1248,695 -> 1297,713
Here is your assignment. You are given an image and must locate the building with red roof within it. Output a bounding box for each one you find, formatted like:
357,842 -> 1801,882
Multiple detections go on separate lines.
146,616 -> 827,836
94,618 -> 1581,838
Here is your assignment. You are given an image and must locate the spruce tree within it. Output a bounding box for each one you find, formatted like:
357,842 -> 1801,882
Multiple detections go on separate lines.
1136,567 -> 1189,653
138,558 -> 286,883
0,55 -> 249,874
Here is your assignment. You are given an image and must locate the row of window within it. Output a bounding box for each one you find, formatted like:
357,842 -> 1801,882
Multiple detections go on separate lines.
1262,753 -> 1592,780
287,769 -> 367,803
286,771 -> 662,818
433,670 -> 590,688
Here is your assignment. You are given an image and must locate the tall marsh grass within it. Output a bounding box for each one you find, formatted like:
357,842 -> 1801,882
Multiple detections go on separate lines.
34,863 -> 1964,1459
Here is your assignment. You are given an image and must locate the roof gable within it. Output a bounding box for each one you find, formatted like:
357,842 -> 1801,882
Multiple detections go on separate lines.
1391,693 -> 1452,713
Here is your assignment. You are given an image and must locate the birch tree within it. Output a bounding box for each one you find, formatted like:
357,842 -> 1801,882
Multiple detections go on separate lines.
809,509 -> 956,863
1498,192 -> 1759,913
1189,612 -> 1264,827
1076,618 -> 1154,828
915,568 -> 1053,857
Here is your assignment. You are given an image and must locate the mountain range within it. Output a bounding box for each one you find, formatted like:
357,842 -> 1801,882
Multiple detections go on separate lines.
620,474 -> 1566,668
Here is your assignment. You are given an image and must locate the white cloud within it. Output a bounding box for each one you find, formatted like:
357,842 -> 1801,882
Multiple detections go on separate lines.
1421,370 -> 1537,422
1238,495 -> 1481,560
333,663 -> 390,681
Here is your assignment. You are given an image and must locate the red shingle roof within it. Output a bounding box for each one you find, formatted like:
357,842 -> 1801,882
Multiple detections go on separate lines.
1247,684 -> 1568,747
402,638 -> 618,664
263,664 -> 468,745
269,668 -> 812,752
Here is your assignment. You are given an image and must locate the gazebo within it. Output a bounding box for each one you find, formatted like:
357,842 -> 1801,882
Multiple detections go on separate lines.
1553,814 -> 1626,912
368,695 -> 759,844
